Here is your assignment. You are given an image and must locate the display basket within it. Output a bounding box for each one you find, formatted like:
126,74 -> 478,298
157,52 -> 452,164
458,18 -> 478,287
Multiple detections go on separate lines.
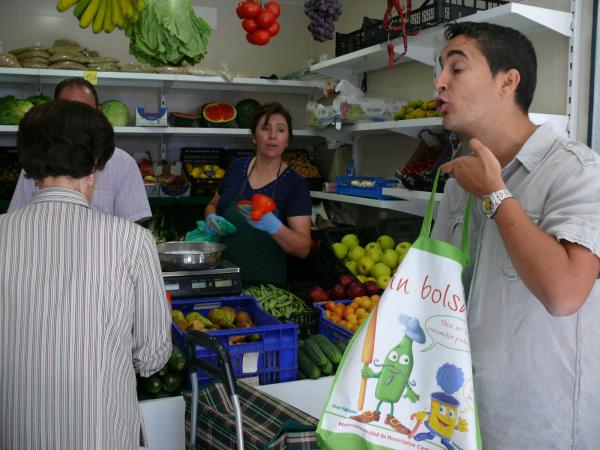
336,176 -> 400,200
314,300 -> 354,347
172,295 -> 298,386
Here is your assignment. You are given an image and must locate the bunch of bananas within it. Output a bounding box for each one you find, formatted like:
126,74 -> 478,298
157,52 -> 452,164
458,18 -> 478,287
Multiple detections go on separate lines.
56,0 -> 145,34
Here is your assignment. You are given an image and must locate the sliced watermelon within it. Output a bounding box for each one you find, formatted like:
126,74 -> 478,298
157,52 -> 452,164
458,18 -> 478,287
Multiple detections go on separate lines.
202,102 -> 237,128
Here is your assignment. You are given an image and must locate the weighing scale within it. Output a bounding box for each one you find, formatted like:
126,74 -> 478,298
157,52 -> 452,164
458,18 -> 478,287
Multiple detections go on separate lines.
162,260 -> 242,299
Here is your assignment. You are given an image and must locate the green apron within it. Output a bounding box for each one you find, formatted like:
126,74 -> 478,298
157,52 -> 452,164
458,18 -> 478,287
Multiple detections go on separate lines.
220,162 -> 287,286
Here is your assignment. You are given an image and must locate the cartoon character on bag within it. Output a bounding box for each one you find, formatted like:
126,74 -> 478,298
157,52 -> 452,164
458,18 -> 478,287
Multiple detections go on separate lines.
351,314 -> 426,434
409,363 -> 469,450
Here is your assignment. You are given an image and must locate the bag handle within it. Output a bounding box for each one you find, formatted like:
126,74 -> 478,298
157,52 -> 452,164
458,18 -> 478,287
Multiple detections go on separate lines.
420,168 -> 472,266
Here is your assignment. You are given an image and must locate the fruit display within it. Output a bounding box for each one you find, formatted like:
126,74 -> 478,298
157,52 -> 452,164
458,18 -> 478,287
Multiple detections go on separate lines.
235,98 -> 261,129
304,0 -> 342,42
331,233 -> 412,289
56,0 -> 145,33
283,151 -> 320,178
308,274 -> 381,303
297,333 -> 345,379
393,99 -> 441,120
202,102 -> 237,128
185,163 -> 225,180
136,343 -> 186,400
236,0 -> 281,46
322,295 -> 379,333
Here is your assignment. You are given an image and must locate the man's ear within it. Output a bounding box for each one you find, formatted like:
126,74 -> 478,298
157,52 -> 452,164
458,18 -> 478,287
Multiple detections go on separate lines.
501,68 -> 521,97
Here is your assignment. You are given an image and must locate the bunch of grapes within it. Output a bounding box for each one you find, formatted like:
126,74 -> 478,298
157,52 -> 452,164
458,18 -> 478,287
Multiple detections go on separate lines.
304,0 -> 342,42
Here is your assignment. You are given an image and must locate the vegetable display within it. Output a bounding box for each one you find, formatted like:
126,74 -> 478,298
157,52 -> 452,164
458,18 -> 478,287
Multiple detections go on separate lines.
137,343 -> 186,400
304,0 -> 342,42
0,95 -> 36,125
235,0 -> 281,46
126,0 -> 212,67
56,0 -> 145,33
297,334 -> 345,379
243,284 -> 312,320
100,99 -> 131,126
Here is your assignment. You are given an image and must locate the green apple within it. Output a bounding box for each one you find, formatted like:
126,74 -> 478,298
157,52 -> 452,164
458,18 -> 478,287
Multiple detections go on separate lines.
376,274 -> 391,290
395,241 -> 412,260
365,245 -> 383,263
371,262 -> 392,279
332,242 -> 348,260
341,234 -> 360,251
356,274 -> 367,283
381,249 -> 399,269
365,276 -> 377,282
358,255 -> 375,275
377,234 -> 396,251
345,260 -> 358,275
347,245 -> 365,262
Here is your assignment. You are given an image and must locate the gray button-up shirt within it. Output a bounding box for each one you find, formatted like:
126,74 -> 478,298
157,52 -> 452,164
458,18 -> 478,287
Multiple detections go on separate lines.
432,123 -> 600,450
0,188 -> 171,450
8,147 -> 152,222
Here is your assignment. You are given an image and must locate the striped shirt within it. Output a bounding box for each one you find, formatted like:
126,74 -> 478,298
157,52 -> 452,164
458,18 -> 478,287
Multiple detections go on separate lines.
0,188 -> 171,450
8,147 -> 152,222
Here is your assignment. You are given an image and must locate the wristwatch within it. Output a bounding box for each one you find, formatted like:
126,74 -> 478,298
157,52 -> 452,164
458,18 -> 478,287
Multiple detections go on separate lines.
482,188 -> 513,218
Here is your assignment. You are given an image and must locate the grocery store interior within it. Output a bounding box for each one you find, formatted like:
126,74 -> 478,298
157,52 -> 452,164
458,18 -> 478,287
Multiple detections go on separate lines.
0,0 -> 597,449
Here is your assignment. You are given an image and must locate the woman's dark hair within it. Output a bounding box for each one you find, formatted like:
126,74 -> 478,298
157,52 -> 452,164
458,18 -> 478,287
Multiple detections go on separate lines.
250,101 -> 293,141
444,22 -> 537,112
54,77 -> 99,108
18,99 -> 114,181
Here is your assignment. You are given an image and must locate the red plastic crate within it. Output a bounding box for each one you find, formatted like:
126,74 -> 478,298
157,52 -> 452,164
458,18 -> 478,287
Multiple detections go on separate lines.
171,295 -> 298,385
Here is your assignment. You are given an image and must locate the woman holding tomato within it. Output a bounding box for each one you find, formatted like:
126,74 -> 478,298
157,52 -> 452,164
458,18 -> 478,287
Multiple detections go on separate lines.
204,102 -> 312,285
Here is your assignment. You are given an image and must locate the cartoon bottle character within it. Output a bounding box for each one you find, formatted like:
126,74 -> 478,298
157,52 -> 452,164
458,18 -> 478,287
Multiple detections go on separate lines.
410,363 -> 469,450
351,314 -> 425,434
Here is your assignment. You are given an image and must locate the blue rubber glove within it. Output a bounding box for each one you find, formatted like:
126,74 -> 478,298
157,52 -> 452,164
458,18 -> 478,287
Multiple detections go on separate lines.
238,206 -> 282,235
205,213 -> 225,235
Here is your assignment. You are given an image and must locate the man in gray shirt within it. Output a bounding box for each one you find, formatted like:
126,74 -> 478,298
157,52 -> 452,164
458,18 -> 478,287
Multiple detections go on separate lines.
432,22 -> 600,449
8,77 -> 151,222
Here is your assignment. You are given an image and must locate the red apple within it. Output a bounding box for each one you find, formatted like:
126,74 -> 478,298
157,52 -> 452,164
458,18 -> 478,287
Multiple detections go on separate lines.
308,285 -> 328,302
338,274 -> 355,286
346,281 -> 365,299
331,283 -> 347,300
364,281 -> 380,296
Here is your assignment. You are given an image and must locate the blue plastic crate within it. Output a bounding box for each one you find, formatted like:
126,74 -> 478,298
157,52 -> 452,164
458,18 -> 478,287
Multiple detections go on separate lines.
314,300 -> 354,347
336,176 -> 399,200
172,295 -> 298,385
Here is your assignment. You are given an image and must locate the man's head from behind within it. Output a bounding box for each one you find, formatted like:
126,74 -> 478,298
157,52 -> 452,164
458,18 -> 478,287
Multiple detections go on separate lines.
443,22 -> 537,113
54,77 -> 99,109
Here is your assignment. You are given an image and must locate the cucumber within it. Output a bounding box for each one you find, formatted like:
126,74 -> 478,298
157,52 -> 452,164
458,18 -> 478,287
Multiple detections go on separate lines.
167,344 -> 186,372
335,339 -> 348,353
319,356 -> 334,376
303,337 -> 328,367
298,348 -> 321,380
313,334 -> 343,364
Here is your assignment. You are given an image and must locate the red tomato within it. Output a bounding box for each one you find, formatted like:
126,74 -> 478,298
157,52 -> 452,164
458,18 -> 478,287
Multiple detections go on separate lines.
264,1 -> 281,18
235,2 -> 245,19
256,10 -> 276,28
247,29 -> 271,46
238,0 -> 260,19
267,20 -> 280,37
242,18 -> 258,32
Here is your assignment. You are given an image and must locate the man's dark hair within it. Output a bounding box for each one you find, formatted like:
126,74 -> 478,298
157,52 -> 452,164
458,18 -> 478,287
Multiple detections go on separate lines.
250,101 -> 294,141
54,77 -> 100,108
444,22 -> 537,112
18,99 -> 114,181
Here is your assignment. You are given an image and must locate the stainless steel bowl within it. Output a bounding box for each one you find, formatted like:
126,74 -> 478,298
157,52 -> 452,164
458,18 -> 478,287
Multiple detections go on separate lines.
156,241 -> 226,271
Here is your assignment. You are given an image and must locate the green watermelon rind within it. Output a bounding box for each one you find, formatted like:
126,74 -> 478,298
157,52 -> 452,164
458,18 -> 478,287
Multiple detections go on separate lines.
235,98 -> 260,129
202,102 -> 237,128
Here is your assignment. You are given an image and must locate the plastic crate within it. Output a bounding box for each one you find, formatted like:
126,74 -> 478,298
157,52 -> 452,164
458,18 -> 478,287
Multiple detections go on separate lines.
335,27 -> 364,57
314,300 -> 354,347
171,295 -> 298,385
336,176 -> 400,200
362,0 -> 509,47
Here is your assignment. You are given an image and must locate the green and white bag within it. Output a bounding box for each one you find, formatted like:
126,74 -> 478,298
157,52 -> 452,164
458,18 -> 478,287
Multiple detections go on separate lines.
317,171 -> 481,450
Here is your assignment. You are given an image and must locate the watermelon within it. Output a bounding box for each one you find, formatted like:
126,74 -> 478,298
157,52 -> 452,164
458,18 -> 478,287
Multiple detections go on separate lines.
202,102 -> 237,127
235,98 -> 260,129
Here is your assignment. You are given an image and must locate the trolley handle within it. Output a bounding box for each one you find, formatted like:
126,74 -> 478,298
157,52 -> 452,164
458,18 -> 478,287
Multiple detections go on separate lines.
185,331 -> 238,397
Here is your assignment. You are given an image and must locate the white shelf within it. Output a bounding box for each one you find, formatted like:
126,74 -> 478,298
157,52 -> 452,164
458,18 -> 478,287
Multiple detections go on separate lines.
0,68 -> 326,94
310,190 -> 438,217
310,3 -> 572,78
382,187 -> 443,203
343,117 -> 443,138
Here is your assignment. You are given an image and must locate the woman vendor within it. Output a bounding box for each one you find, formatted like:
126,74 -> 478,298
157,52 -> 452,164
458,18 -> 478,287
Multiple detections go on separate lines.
204,101 -> 312,285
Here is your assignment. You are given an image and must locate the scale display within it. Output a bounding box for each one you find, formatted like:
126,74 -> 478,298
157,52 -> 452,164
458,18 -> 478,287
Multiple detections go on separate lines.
162,260 -> 241,299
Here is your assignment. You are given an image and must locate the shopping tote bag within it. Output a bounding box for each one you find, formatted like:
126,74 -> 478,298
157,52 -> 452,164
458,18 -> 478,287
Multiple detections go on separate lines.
317,170 -> 481,450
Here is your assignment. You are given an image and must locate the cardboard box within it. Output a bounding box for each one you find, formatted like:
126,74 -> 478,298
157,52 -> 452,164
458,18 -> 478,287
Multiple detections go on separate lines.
136,107 -> 168,127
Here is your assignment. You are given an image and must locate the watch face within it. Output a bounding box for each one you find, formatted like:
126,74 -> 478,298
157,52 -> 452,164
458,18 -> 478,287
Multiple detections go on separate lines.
482,198 -> 493,216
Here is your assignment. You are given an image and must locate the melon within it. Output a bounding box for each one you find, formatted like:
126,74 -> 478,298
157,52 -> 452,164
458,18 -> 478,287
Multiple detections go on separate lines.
235,98 -> 261,129
202,102 -> 237,128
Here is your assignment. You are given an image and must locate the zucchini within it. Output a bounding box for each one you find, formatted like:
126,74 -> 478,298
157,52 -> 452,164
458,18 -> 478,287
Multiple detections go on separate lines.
303,337 -> 328,367
167,344 -> 186,372
313,334 -> 343,364
140,375 -> 161,394
298,348 -> 321,380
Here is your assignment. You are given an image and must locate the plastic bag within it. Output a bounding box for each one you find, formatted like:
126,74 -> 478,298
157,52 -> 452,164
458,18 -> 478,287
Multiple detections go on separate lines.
185,220 -> 220,243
